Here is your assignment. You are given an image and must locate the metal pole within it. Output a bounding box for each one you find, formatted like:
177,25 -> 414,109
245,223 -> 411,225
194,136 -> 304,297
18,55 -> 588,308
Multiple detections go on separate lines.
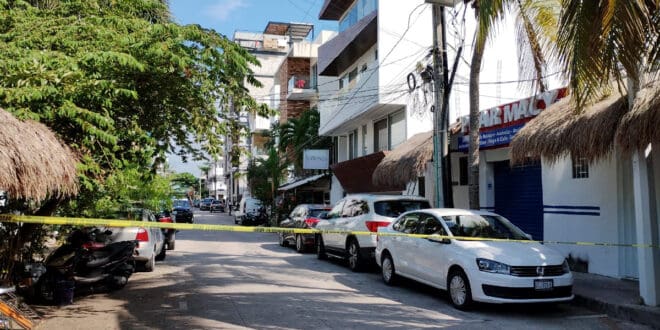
439,6 -> 454,208
431,4 -> 445,208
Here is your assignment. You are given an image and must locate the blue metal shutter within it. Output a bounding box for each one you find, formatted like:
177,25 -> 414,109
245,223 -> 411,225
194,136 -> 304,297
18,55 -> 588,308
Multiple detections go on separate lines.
493,160 -> 543,240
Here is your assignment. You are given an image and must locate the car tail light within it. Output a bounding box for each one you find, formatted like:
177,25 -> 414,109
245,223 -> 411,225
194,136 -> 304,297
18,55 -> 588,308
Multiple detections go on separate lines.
304,217 -> 320,228
135,228 -> 149,242
158,217 -> 173,223
365,221 -> 390,232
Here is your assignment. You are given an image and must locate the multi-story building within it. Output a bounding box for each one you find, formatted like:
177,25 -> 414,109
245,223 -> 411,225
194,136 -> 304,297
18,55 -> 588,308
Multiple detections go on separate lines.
225,22 -> 316,204
316,0 -> 434,203
272,28 -> 337,204
205,159 -> 226,200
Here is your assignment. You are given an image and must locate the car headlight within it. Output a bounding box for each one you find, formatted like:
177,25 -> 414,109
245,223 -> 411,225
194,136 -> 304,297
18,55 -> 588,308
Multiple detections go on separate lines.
476,258 -> 511,275
562,259 -> 571,274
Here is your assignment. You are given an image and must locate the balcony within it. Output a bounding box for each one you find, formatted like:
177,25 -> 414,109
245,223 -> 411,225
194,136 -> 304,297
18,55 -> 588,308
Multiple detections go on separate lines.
287,75 -> 317,100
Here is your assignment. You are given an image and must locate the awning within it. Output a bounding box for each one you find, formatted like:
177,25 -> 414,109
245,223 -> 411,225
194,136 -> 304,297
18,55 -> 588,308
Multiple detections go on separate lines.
331,151 -> 405,193
278,173 -> 330,191
317,11 -> 377,76
372,132 -> 434,187
264,21 -> 313,39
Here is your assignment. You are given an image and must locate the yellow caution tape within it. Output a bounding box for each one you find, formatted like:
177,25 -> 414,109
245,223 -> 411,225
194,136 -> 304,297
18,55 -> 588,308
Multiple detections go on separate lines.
1,214 -> 658,249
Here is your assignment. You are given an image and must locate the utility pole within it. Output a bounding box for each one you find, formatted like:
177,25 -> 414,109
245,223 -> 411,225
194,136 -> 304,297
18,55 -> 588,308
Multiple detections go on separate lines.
427,0 -> 457,208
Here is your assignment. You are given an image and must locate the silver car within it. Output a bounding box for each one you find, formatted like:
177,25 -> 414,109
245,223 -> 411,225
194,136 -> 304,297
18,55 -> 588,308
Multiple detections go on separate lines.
107,208 -> 166,272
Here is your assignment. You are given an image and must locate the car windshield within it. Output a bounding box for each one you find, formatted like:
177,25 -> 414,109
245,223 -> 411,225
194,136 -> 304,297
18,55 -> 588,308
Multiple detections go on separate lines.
309,209 -> 330,217
443,214 -> 529,240
202,198 -> 214,203
173,200 -> 189,208
374,200 -> 431,217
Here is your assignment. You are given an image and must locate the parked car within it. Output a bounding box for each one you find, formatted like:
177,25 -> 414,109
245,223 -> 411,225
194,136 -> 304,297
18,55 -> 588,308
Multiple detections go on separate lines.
315,194 -> 430,271
376,208 -> 573,309
200,198 -> 214,211
234,196 -> 263,225
172,199 -> 194,223
107,208 -> 166,272
279,204 -> 331,252
193,199 -> 200,208
210,200 -> 225,213
156,210 -> 176,250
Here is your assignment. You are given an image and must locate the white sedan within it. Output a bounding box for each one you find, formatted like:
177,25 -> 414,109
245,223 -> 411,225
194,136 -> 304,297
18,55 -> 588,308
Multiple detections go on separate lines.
375,208 -> 573,309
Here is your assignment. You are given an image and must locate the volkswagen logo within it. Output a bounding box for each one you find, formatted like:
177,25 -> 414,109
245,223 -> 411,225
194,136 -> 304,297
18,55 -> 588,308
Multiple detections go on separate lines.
536,266 -> 545,276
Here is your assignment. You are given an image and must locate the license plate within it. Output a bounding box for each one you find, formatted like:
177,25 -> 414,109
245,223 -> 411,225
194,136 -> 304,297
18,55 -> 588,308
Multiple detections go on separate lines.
534,279 -> 554,291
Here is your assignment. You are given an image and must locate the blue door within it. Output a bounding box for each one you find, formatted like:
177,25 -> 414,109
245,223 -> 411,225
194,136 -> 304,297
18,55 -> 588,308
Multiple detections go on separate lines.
493,160 -> 543,240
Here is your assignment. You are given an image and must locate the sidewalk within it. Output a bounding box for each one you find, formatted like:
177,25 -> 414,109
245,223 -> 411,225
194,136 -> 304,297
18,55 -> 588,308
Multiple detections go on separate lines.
572,272 -> 660,329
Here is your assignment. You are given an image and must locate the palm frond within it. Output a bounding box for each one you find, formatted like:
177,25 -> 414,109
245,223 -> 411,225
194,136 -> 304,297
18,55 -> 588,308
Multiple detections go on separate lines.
556,0 -> 653,112
514,0 -> 560,93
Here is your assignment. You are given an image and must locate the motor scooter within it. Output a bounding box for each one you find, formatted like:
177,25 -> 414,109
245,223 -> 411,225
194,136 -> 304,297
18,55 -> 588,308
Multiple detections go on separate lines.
22,228 -> 136,304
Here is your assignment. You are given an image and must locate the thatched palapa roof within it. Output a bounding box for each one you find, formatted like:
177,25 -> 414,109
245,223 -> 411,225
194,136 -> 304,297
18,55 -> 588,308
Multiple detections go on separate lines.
510,92 -> 628,165
0,108 -> 78,201
616,83 -> 660,153
372,131 -> 433,187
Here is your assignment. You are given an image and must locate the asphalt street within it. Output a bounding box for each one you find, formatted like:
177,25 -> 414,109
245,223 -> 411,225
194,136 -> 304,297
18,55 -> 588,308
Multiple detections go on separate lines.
36,211 -> 650,329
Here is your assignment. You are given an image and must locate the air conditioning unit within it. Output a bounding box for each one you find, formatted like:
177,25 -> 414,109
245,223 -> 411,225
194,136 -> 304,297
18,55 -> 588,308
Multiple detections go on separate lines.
425,0 -> 459,6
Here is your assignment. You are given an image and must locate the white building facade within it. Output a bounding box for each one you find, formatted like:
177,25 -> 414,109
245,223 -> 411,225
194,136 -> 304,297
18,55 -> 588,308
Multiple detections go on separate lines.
317,0 -> 434,203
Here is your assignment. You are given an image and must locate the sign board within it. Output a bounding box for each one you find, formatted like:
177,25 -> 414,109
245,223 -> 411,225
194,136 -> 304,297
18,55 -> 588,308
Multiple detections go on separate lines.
457,88 -> 568,151
303,149 -> 330,170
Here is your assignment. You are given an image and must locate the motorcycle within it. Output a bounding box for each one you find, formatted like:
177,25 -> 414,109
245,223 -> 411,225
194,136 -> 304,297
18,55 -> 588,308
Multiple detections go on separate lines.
22,228 -> 137,304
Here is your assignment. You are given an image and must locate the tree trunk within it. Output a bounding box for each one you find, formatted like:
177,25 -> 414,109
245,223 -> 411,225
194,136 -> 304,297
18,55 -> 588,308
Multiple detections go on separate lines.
468,35 -> 486,210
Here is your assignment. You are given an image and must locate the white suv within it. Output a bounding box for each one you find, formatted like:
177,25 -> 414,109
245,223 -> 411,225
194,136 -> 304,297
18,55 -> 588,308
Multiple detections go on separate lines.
315,194 -> 430,271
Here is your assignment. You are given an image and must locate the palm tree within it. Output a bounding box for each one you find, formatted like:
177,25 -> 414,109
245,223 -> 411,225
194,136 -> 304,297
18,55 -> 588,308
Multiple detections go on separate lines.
278,109 -> 331,176
465,0 -> 558,209
554,0 -> 658,110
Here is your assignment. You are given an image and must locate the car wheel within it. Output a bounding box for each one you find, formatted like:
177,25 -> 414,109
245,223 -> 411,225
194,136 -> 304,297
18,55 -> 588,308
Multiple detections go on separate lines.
295,234 -> 305,253
347,238 -> 364,272
143,252 -> 155,272
278,233 -> 289,247
155,244 -> 166,261
381,253 -> 398,285
448,269 -> 473,310
316,235 -> 327,260
167,234 -> 176,250
107,276 -> 129,291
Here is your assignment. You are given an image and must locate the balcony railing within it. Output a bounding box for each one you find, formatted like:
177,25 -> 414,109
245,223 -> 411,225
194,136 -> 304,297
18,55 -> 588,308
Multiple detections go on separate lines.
287,75 -> 317,100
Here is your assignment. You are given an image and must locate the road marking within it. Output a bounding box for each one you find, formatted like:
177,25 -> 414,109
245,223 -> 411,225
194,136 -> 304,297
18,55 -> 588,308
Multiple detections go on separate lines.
178,301 -> 188,311
566,314 -> 608,320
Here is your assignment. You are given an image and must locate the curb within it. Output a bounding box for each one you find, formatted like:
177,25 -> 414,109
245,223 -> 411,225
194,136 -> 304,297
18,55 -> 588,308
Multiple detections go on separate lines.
572,294 -> 660,329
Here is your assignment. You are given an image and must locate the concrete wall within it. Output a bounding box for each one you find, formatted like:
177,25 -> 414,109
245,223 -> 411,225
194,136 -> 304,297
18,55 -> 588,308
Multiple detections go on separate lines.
542,155 -> 627,278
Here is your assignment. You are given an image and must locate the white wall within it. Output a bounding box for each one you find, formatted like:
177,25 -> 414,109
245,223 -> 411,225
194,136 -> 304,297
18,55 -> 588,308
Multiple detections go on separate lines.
330,175 -> 344,205
542,155 -> 622,278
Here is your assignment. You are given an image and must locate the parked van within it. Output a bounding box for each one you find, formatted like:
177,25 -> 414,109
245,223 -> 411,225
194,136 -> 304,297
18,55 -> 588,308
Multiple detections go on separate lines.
234,196 -> 262,225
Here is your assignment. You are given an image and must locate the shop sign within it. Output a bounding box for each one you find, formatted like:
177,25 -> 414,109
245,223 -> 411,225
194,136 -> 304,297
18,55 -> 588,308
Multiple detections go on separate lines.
303,149 -> 330,169
457,88 -> 567,151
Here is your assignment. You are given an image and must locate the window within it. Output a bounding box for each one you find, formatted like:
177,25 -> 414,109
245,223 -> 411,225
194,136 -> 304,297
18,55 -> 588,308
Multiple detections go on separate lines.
389,110 -> 406,149
361,125 -> 367,156
374,200 -> 431,218
311,64 -> 318,89
393,213 -> 421,234
572,156 -> 589,179
418,177 -> 425,197
459,156 -> 468,185
342,199 -> 369,217
374,118 -> 388,152
327,200 -> 345,219
338,0 -> 378,32
374,111 -> 406,152
339,74 -> 346,89
417,215 -> 446,235
348,67 -> 358,88
348,130 -> 358,160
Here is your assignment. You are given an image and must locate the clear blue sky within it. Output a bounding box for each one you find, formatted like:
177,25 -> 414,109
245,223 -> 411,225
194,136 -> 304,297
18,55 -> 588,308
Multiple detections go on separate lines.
169,0 -> 336,40
166,0 -> 336,176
